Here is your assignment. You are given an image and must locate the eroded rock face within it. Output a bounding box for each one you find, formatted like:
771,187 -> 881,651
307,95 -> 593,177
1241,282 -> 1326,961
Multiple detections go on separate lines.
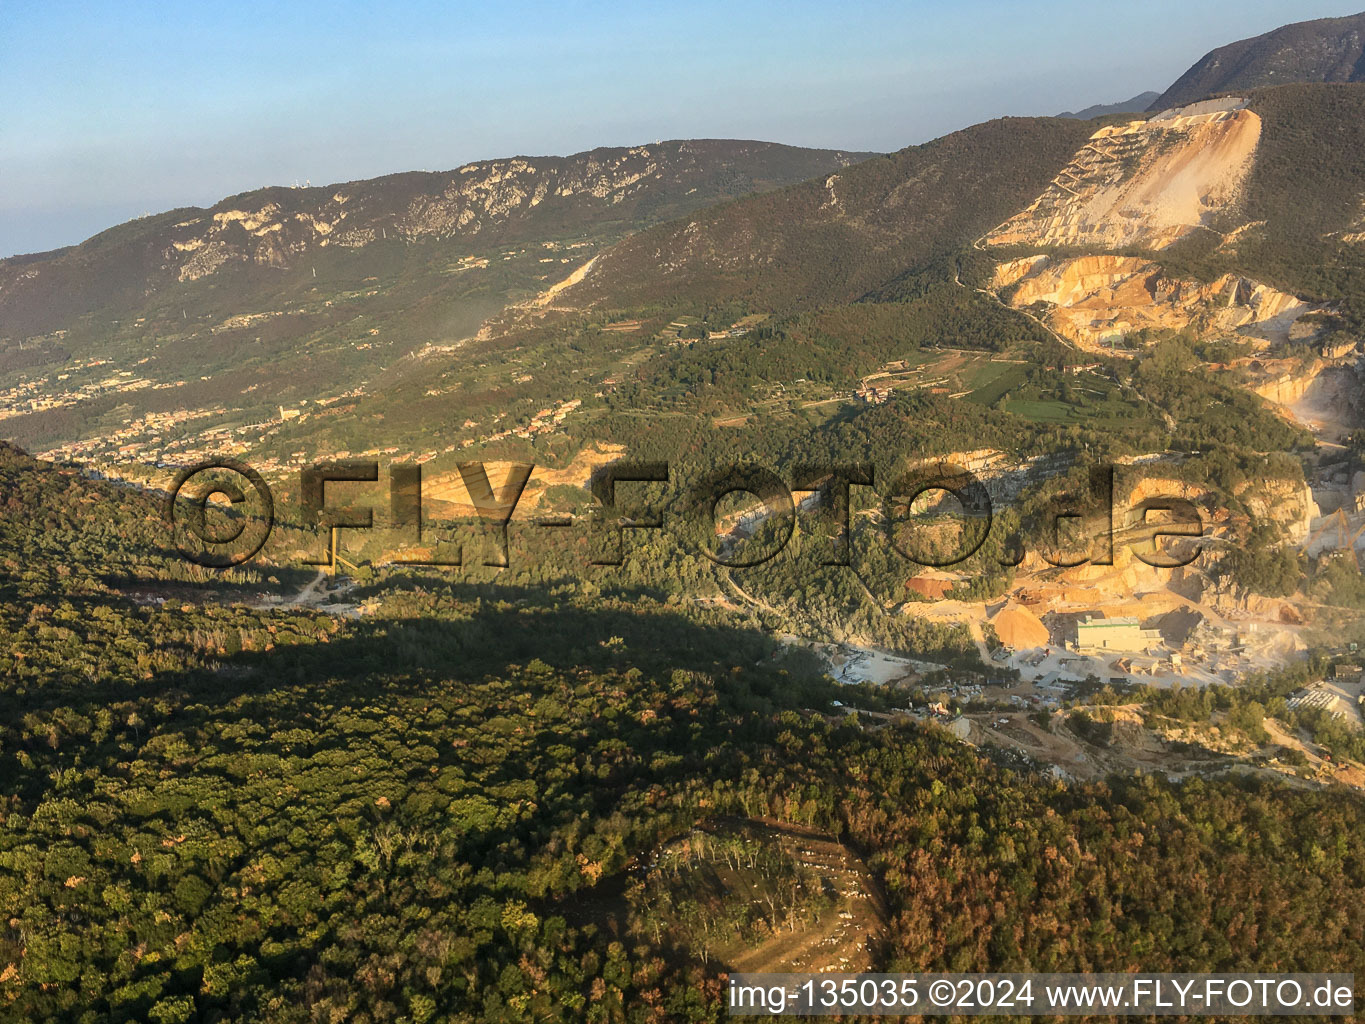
985,101 -> 1260,251
1247,357 -> 1330,406
1004,469 -> 1318,627
1277,361 -> 1365,447
160,150 -> 679,279
991,253 -> 1312,349
393,150 -> 663,241
1240,475 -> 1321,544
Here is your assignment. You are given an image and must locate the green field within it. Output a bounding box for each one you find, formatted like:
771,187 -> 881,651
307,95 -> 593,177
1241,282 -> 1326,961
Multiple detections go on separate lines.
965,362 -> 1029,405
1004,397 -> 1076,422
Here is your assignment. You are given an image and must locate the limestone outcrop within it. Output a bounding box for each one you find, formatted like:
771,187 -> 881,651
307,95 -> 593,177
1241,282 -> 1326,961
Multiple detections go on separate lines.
161,149 -> 684,280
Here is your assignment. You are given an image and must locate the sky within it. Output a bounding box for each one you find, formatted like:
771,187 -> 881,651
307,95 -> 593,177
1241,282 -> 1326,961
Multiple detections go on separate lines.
2,0 -> 1360,257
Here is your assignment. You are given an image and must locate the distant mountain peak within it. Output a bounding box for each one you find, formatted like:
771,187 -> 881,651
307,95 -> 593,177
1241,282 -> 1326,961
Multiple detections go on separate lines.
1151,10 -> 1365,109
1056,92 -> 1160,119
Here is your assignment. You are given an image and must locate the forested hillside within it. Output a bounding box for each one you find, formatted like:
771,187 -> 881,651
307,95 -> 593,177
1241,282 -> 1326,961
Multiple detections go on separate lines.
2,421 -> 1364,1024
1156,84 -> 1365,320
9,8 -> 1365,1023
559,117 -> 1097,314
1151,11 -> 1365,110
0,140 -> 871,341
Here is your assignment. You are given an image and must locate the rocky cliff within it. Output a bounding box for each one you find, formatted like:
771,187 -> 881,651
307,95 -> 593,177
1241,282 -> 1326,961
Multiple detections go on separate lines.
992,252 -> 1314,349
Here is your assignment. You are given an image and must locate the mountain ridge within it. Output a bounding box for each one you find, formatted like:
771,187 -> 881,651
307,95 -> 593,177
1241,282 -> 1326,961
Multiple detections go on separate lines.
1057,91 -> 1160,118
555,116 -> 1098,315
1151,11 -> 1365,109
0,139 -> 874,340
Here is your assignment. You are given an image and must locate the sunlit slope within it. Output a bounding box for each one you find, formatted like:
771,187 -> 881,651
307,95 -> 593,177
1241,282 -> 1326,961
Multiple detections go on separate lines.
555,117 -> 1098,313
1151,11 -> 1365,109
0,140 -> 872,343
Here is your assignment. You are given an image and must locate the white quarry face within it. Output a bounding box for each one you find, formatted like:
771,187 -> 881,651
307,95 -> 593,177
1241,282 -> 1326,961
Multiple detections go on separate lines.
986,100 -> 1259,252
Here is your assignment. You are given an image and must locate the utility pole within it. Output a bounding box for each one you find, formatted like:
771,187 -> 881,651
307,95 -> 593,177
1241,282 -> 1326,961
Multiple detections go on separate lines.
328,527 -> 360,578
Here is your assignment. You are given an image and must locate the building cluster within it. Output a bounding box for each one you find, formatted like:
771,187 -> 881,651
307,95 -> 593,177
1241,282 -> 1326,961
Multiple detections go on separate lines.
1,365 -> 185,422
854,383 -> 893,404
39,406 -> 219,463
34,383 -> 380,477
660,316 -> 755,344
460,398 -> 582,446
1285,684 -> 1362,724
1010,610 -> 1288,686
705,325 -> 751,340
522,397 -> 582,437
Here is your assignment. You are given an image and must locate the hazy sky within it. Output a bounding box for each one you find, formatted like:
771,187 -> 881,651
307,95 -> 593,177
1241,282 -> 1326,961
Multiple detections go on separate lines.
2,0 -> 1359,257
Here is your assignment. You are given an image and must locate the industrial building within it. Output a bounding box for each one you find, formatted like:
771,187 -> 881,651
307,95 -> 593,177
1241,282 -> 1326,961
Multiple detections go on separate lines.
1074,615 -> 1162,654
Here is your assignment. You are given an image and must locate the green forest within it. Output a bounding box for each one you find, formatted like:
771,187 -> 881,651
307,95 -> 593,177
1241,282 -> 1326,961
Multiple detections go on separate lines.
2,441 -> 1365,1023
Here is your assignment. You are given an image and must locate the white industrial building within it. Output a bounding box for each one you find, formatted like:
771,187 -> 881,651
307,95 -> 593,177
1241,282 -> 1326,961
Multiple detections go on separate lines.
1074,615 -> 1162,654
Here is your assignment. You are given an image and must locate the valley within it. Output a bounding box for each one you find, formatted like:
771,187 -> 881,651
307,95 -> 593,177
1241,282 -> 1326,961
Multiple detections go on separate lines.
6,11 -> 1365,1017
9,87 -> 1365,798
